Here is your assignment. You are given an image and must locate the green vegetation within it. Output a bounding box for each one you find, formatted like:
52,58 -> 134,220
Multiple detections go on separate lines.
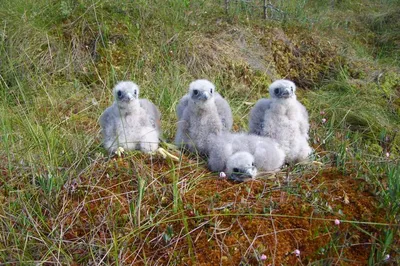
0,0 -> 399,264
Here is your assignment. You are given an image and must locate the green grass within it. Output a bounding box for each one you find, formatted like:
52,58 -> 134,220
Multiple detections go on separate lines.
0,0 -> 399,264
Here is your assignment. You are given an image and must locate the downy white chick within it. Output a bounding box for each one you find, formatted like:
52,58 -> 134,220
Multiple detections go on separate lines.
175,79 -> 232,155
248,79 -> 311,163
208,132 -> 285,181
99,81 -> 161,154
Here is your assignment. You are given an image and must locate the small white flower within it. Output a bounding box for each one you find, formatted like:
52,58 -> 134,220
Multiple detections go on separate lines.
219,172 -> 227,178
334,219 -> 340,225
386,152 -> 390,158
260,254 -> 267,261
321,118 -> 327,124
294,249 -> 300,257
383,254 -> 390,261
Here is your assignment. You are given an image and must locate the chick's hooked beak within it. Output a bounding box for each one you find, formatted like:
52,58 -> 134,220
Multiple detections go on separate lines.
126,93 -> 135,101
281,87 -> 292,98
230,167 -> 257,182
198,91 -> 210,101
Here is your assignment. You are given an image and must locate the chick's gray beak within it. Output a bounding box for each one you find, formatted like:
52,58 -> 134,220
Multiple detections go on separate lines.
199,91 -> 210,100
126,93 -> 135,101
281,89 -> 291,98
229,168 -> 256,182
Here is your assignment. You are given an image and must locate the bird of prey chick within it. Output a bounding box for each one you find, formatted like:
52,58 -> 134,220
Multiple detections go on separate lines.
208,133 -> 285,181
176,79 -> 233,131
99,81 -> 161,154
175,79 -> 232,155
225,151 -> 258,182
248,79 -> 311,163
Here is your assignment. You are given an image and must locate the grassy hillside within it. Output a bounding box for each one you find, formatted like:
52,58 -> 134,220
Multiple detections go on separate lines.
0,0 -> 399,264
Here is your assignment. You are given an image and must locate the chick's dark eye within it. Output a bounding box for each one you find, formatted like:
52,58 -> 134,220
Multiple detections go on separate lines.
134,90 -> 137,95
251,162 -> 255,167
210,88 -> 213,94
117,91 -> 122,97
193,90 -> 199,96
274,88 -> 280,95
233,168 -> 239,173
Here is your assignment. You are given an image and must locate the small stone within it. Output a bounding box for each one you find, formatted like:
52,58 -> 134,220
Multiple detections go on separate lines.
161,196 -> 169,207
91,98 -> 99,106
